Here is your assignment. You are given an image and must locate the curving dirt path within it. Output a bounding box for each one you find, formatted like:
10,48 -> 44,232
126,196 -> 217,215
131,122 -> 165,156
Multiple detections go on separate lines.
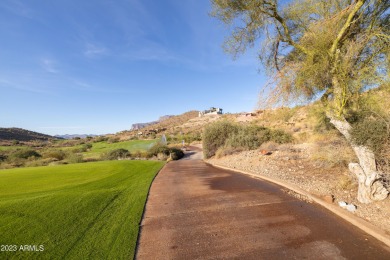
136,147 -> 390,259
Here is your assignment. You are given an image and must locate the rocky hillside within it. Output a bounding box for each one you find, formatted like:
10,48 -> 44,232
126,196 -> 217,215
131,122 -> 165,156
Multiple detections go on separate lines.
0,128 -> 59,142
118,111 -> 201,139
130,115 -> 175,130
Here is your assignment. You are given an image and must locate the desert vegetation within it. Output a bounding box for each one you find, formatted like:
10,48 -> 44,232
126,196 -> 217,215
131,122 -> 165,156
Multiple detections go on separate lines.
146,143 -> 185,161
212,0 -> 389,203
203,120 -> 292,158
0,138 -> 159,169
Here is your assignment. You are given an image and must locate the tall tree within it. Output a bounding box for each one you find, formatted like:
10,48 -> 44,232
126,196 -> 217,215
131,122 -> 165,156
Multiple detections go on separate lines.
211,0 -> 390,203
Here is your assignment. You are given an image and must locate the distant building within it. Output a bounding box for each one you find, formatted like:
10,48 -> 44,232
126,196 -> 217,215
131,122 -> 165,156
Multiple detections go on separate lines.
199,107 -> 223,117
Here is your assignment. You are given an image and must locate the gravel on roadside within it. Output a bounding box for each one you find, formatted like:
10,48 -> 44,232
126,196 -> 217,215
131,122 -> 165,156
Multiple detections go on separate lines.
206,146 -> 390,236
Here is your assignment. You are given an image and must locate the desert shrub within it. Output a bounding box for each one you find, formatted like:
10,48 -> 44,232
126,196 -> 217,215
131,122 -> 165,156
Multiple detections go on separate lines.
337,174 -> 356,190
72,143 -> 93,153
83,158 -> 98,163
157,153 -> 168,161
167,135 -> 178,143
147,143 -> 184,160
225,125 -> 269,150
0,153 -> 7,162
169,147 -> 184,160
309,140 -> 356,168
203,121 -> 239,158
101,149 -> 130,160
79,143 -> 92,152
215,146 -> 244,158
12,149 -> 41,159
9,159 -> 26,167
132,150 -> 145,158
309,106 -> 335,132
270,129 -> 293,144
147,143 -> 170,157
263,107 -> 298,122
25,159 -> 47,168
0,163 -> 15,169
257,127 -> 274,144
66,153 -> 84,164
350,118 -> 388,155
93,136 -> 109,143
225,132 -> 259,150
107,137 -> 120,144
183,133 -> 202,144
43,149 -> 66,160
203,121 -> 293,158
350,118 -> 390,176
83,143 -> 92,150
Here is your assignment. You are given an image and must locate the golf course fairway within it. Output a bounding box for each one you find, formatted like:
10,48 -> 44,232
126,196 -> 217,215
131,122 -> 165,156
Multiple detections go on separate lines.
0,160 -> 164,259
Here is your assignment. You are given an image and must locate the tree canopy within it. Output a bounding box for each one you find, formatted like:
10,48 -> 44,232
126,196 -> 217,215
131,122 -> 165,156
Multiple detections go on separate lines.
212,0 -> 389,115
212,0 -> 390,203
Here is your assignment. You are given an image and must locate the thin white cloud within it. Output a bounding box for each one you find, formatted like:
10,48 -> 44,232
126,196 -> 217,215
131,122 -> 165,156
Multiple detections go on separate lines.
126,48 -> 178,62
41,58 -> 59,73
0,0 -> 35,19
73,80 -> 92,89
0,77 -> 50,94
84,43 -> 108,58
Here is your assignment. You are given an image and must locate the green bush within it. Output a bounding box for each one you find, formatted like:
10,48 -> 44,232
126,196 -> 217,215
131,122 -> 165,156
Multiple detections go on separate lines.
225,126 -> 291,149
132,150 -> 147,158
43,149 -> 66,160
107,137 -> 120,144
93,136 -> 109,143
147,143 -> 184,160
309,106 -> 335,132
83,143 -> 93,150
101,149 -> 130,160
350,118 -> 388,155
66,153 -> 84,164
25,159 -> 48,167
203,121 -> 239,158
0,153 -> 7,162
147,143 -> 170,157
268,107 -> 298,122
182,133 -> 202,144
350,117 -> 390,177
203,121 -> 293,158
169,148 -> 184,160
12,149 -> 41,159
225,125 -> 268,150
270,129 -> 294,144
72,143 -> 93,153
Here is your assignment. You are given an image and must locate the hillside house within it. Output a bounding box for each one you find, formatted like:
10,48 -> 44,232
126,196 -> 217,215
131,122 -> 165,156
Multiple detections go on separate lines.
199,107 -> 223,117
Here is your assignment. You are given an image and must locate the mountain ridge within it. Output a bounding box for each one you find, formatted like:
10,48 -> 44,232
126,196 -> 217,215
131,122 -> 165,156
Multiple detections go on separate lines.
0,127 -> 60,142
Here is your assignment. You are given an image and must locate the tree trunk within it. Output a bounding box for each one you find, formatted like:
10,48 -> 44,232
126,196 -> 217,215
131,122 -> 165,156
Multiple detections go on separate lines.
328,115 -> 389,203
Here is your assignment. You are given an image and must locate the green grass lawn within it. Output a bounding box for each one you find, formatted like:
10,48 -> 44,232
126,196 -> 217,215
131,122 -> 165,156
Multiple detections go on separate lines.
82,140 -> 156,159
0,160 -> 164,259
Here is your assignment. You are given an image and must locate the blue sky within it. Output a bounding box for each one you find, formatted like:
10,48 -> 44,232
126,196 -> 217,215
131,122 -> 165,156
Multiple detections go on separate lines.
0,0 -> 267,135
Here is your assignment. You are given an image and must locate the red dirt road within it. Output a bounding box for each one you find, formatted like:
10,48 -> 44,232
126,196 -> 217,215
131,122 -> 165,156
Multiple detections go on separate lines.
136,149 -> 390,259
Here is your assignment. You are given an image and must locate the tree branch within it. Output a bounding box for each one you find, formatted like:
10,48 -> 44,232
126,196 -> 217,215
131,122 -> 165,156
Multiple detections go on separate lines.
330,0 -> 365,57
271,10 -> 312,56
274,37 -> 281,71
